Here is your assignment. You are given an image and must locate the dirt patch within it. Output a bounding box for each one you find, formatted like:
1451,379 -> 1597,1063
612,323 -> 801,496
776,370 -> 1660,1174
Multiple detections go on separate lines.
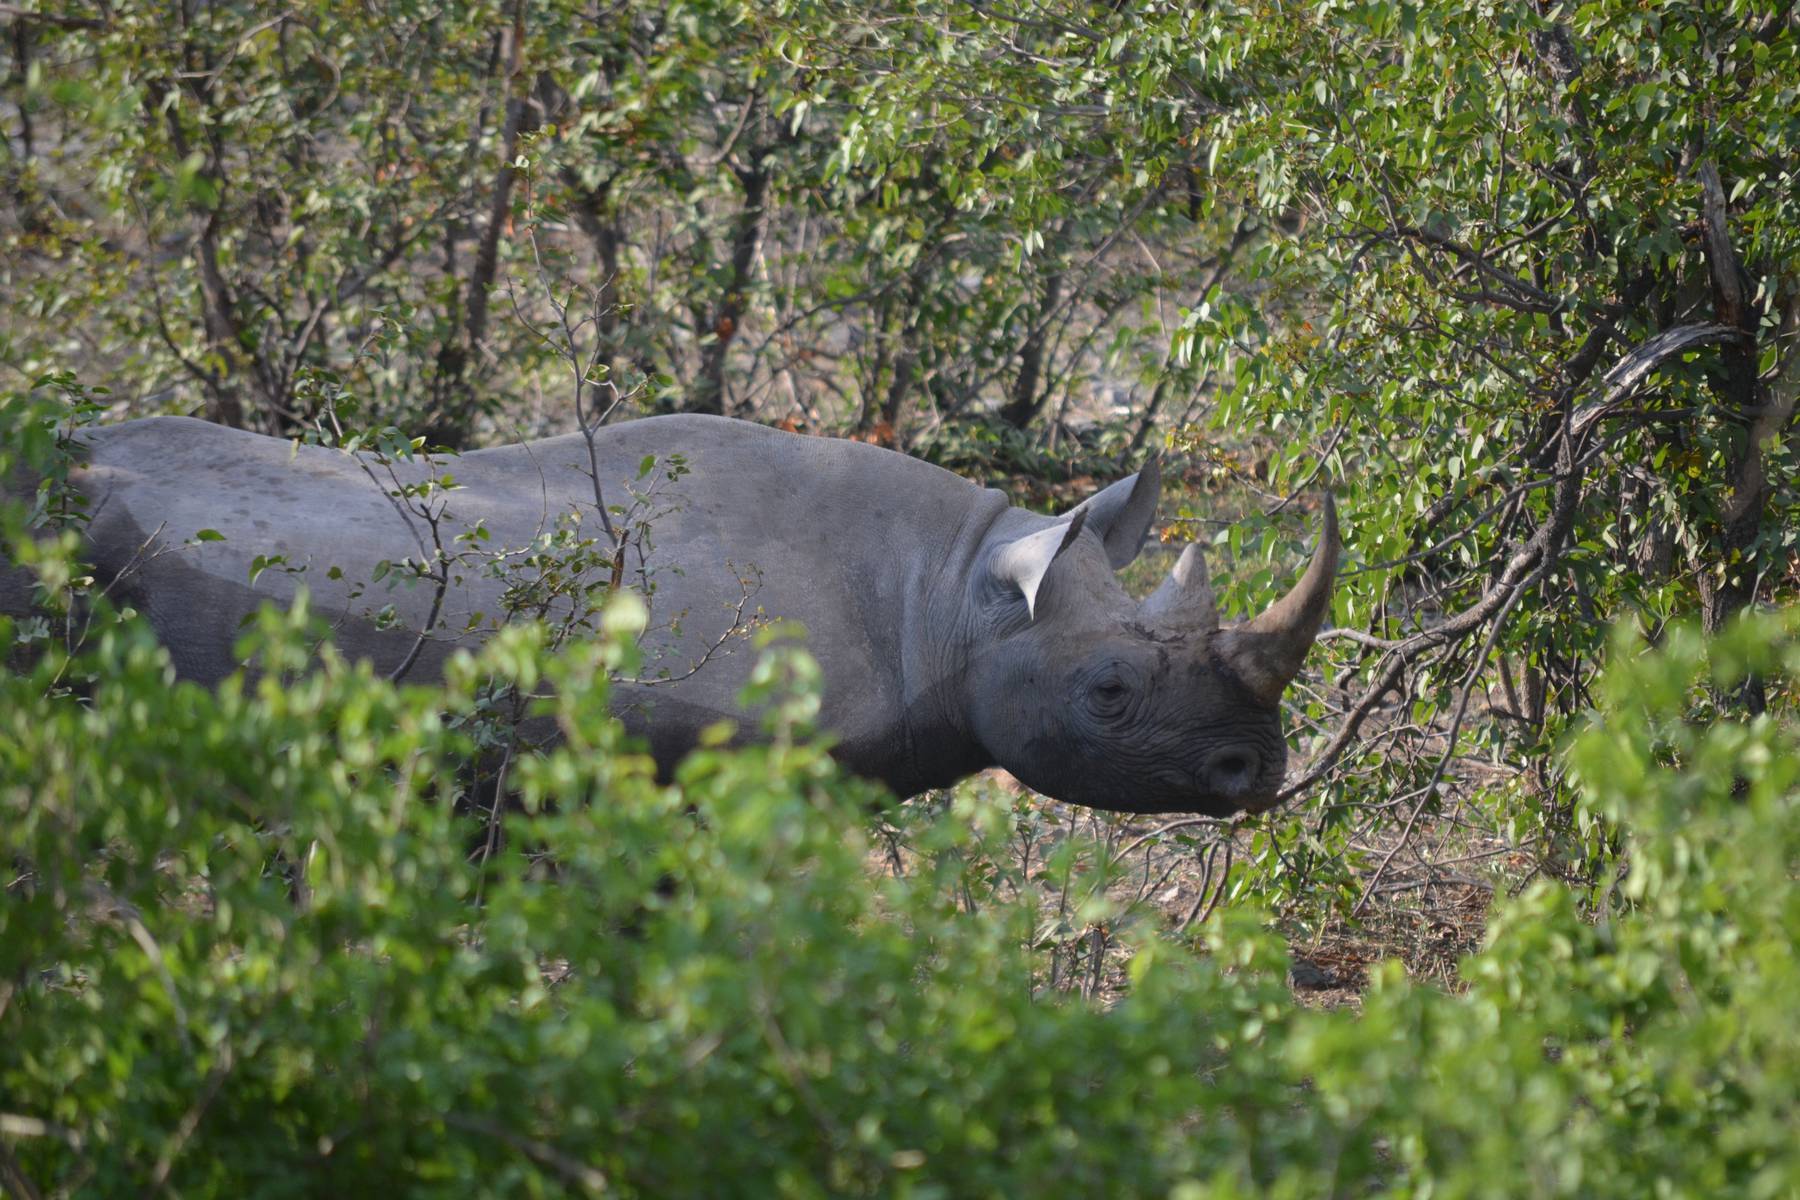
868,776 -> 1517,1010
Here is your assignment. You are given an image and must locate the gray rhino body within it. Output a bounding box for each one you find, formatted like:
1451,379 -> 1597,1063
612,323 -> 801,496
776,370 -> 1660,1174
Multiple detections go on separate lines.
7,413 -> 1337,815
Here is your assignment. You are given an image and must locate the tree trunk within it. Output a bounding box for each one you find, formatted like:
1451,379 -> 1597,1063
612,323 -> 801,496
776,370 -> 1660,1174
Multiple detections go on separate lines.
864,269 -> 930,443
566,171 -> 627,387
192,209 -> 249,429
8,17 -> 32,164
858,294 -> 895,433
691,135 -> 770,418
1127,374 -> 1174,458
1693,163 -> 1800,713
429,0 -> 530,448
997,269 -> 1063,430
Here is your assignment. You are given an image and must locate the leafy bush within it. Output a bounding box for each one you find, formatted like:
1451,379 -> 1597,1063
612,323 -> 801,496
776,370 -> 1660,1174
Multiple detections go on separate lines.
4,462 -> 1798,1200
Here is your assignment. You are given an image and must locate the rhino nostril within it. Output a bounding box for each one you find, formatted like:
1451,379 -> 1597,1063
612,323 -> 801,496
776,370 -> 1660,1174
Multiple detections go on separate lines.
1208,750 -> 1255,792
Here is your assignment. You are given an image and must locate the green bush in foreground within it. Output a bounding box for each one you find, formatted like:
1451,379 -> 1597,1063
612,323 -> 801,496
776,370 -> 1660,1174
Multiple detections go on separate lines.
2,589 -> 1796,1196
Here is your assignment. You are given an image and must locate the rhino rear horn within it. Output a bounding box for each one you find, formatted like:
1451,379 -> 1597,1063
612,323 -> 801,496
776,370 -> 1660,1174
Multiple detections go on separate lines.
1217,495 -> 1341,706
990,510 -> 1088,619
1140,542 -> 1220,632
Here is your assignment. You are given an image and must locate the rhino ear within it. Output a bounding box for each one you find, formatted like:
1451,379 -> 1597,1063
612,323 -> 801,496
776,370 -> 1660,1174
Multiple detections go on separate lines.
1068,457 -> 1161,570
990,510 -> 1088,619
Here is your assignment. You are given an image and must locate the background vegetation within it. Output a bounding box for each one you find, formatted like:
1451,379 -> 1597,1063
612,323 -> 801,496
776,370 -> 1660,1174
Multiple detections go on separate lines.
3,1 -> 1798,1194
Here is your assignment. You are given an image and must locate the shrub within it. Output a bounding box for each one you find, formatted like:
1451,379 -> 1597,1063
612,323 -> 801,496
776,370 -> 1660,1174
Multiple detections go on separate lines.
3,389 -> 1796,1196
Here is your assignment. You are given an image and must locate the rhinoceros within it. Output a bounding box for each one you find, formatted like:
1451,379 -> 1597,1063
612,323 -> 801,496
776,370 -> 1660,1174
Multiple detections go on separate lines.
3,413 -> 1338,815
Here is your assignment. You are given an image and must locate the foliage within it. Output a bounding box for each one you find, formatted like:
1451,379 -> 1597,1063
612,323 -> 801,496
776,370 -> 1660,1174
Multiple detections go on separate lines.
5,8 -> 1800,1190
1183,0 -> 1800,910
4,465 -> 1799,1194
756,0 -> 1800,909
0,0 -> 1219,446
1179,0 -> 1800,633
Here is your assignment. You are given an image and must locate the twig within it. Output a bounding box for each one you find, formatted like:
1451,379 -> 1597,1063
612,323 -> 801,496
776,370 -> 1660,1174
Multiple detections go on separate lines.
0,1140 -> 44,1200
442,1113 -> 608,1194
0,4 -> 102,27
141,1045 -> 233,1199
1178,839 -> 1234,932
1352,557 -> 1542,915
0,1115 -> 81,1149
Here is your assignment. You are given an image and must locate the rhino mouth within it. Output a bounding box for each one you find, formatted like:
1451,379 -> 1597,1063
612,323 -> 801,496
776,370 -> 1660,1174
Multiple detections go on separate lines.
1226,787 -> 1286,817
1067,774 -> 1282,817
1188,790 -> 1283,819
1199,747 -> 1290,813
1007,728 -> 1288,816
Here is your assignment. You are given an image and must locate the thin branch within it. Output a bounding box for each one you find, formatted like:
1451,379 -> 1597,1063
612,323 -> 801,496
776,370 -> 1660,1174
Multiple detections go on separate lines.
0,4 -> 102,27
1353,556 -> 1541,914
442,1113 -> 608,1195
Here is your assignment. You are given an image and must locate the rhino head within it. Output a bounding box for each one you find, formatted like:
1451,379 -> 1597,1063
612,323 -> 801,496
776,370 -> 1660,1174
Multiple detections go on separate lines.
964,463 -> 1340,816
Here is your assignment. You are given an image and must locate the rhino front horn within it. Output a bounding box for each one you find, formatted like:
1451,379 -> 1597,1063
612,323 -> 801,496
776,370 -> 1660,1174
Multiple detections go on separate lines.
1218,494 -> 1341,706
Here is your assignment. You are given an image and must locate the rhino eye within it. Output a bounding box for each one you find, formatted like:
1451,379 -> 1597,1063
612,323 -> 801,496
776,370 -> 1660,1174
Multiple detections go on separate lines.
1088,677 -> 1131,716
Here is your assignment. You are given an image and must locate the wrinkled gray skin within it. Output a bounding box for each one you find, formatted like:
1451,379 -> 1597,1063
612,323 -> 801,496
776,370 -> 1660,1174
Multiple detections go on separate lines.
4,414 -> 1339,815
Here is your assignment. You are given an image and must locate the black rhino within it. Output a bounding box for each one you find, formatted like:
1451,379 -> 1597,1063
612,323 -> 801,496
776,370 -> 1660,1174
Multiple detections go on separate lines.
3,414 -> 1339,815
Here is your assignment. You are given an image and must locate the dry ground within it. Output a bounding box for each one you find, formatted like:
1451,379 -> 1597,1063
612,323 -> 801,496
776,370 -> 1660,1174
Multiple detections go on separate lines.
869,773 -> 1513,1012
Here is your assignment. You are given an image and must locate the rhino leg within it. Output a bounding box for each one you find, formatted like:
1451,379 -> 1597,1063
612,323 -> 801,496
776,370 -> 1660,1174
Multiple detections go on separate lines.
1,460 -> 47,632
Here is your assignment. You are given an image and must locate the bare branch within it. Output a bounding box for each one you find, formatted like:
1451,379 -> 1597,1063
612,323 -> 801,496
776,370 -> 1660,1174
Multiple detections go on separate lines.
442,1113 -> 607,1195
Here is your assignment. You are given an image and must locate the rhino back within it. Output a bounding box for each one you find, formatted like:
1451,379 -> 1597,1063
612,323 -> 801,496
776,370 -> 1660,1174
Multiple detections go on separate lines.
558,416 -> 1004,779
67,414 -> 1004,788
72,417 -> 470,681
